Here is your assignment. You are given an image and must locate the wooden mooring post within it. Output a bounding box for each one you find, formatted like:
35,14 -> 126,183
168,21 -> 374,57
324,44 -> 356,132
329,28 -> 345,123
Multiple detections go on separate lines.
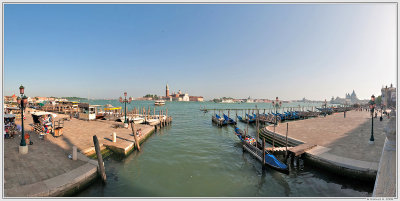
166,108 -> 169,125
93,135 -> 106,183
263,138 -> 266,168
130,122 -> 141,151
272,121 -> 276,154
235,111 -> 237,123
285,123 -> 289,160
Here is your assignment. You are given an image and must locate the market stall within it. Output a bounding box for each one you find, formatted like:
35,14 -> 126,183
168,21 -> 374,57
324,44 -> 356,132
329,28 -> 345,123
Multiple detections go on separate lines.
4,114 -> 17,139
31,112 -> 57,139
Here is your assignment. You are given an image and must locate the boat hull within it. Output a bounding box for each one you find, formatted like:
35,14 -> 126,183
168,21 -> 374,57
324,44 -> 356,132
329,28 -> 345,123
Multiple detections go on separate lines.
234,127 -> 289,174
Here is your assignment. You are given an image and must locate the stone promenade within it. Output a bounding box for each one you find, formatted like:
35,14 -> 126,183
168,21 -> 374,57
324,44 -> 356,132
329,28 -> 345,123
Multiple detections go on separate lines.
4,108 -> 154,197
267,110 -> 388,163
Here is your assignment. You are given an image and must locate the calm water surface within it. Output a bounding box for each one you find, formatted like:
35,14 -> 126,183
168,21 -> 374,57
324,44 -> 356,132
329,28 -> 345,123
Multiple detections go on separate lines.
75,100 -> 373,197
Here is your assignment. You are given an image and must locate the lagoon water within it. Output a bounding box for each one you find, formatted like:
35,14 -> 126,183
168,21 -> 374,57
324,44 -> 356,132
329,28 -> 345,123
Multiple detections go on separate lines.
75,100 -> 373,197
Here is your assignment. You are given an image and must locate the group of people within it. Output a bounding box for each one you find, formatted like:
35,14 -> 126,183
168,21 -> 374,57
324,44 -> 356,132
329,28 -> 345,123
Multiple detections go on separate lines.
135,128 -> 142,137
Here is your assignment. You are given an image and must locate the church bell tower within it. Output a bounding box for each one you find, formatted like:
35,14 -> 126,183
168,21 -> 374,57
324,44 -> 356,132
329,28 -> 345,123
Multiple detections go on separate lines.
166,83 -> 170,97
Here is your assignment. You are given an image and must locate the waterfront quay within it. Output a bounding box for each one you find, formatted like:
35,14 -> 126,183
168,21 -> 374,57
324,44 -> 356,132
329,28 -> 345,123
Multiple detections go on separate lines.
4,108 -> 163,197
260,109 -> 389,181
46,117 -> 155,156
4,109 -> 97,197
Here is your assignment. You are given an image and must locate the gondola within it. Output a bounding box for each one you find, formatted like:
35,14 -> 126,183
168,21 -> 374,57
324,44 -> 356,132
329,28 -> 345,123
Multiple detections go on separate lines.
234,126 -> 289,174
223,114 -> 237,125
212,114 -> 228,126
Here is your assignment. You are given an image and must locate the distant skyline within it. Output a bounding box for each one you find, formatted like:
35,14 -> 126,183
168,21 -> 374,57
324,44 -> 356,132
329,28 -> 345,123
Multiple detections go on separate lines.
4,3 -> 397,100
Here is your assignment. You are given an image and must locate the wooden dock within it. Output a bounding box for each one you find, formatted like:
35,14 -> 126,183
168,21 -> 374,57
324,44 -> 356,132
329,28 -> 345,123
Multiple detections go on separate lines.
265,143 -> 317,156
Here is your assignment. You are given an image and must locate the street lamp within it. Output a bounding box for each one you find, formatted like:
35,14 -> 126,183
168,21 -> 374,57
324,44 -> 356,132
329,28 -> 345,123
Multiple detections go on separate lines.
271,97 -> 282,153
369,95 -> 376,144
18,85 -> 28,154
119,92 -> 133,125
324,99 -> 327,117
272,97 -> 282,125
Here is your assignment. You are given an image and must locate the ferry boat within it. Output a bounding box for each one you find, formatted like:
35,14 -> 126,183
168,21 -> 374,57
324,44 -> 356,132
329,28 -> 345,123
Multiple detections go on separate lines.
154,100 -> 165,106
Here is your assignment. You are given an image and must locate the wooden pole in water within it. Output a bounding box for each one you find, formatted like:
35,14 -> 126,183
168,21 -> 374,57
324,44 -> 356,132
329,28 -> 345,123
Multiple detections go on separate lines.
93,135 -> 106,183
162,110 -> 164,127
235,111 -> 237,123
130,122 -> 140,151
286,123 -> 289,159
272,120 -> 276,154
166,108 -> 168,125
256,109 -> 259,147
263,138 -> 266,166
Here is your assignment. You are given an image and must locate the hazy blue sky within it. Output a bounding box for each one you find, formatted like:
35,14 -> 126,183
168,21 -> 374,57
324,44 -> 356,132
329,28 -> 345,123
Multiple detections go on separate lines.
4,3 -> 397,100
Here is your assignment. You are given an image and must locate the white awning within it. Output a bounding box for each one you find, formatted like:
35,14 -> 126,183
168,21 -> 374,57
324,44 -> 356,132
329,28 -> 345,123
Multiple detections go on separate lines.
31,112 -> 57,117
4,114 -> 16,118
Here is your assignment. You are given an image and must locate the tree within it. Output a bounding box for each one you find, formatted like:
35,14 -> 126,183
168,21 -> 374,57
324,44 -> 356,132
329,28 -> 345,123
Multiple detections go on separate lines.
376,95 -> 382,106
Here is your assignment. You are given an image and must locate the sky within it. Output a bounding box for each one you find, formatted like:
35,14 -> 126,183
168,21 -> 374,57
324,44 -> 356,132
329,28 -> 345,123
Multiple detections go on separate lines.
4,3 -> 397,100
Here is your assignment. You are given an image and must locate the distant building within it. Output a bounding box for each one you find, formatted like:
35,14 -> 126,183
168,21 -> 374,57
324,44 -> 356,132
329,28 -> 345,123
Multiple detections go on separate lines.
381,84 -> 396,108
4,94 -> 17,103
135,97 -> 153,101
330,90 -> 360,104
189,96 -> 204,102
162,83 -> 203,102
221,98 -> 234,103
245,96 -> 254,103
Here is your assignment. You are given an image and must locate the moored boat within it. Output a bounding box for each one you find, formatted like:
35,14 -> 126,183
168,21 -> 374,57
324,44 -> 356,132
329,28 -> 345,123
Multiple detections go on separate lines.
132,117 -> 145,124
212,114 -> 227,126
234,126 -> 289,174
155,100 -> 165,106
147,119 -> 160,126
223,114 -> 237,125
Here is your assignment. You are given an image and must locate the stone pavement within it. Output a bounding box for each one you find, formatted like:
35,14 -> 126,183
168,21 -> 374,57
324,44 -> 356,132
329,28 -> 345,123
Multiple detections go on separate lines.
4,109 -> 87,193
45,116 -> 153,155
268,110 -> 388,163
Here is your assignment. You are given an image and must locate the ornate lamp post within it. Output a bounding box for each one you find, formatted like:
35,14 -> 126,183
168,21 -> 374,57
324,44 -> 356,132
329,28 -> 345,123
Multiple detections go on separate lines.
271,97 -> 282,153
272,97 -> 282,126
18,85 -> 29,154
369,95 -> 376,144
119,92 -> 133,125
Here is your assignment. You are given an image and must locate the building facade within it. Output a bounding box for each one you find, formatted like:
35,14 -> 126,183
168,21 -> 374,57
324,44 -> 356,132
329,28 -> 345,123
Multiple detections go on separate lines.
381,84 -> 396,108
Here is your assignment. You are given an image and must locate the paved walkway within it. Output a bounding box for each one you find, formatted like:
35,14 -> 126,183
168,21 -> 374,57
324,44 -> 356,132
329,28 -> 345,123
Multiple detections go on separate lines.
268,110 -> 388,163
45,116 -> 153,155
4,109 -> 86,192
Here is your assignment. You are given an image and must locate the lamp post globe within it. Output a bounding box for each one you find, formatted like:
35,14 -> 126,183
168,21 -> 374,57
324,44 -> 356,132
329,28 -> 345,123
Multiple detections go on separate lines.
19,85 -> 24,95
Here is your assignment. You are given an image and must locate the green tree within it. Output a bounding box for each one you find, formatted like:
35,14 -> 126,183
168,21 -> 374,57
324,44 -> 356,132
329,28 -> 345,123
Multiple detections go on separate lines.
376,95 -> 382,105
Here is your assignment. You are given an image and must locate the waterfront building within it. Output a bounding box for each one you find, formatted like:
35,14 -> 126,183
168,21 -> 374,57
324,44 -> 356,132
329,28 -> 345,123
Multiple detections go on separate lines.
161,84 -> 203,102
330,90 -> 361,104
246,96 -> 254,103
221,98 -> 234,103
135,97 -> 153,101
189,96 -> 204,102
4,94 -> 17,103
381,84 -> 396,108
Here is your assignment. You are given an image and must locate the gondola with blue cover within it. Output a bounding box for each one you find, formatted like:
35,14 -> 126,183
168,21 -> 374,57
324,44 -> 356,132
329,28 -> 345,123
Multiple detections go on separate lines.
234,126 -> 289,174
212,114 -> 228,126
223,114 -> 237,125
